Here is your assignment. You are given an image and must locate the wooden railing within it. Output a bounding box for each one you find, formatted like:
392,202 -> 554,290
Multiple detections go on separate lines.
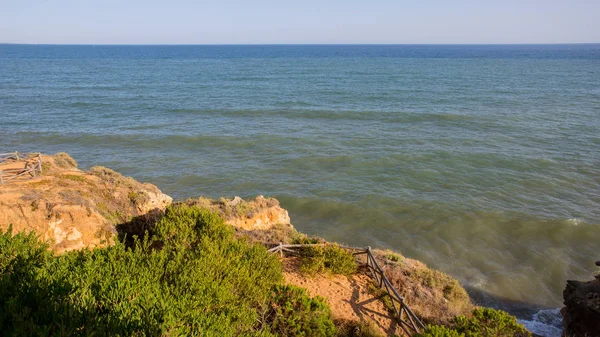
267,242 -> 426,335
0,152 -> 43,185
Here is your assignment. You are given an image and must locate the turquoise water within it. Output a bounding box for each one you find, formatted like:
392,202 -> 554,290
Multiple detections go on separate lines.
1,45 -> 599,327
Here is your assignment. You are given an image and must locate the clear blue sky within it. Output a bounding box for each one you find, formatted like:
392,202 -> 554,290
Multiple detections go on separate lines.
1,0 -> 598,44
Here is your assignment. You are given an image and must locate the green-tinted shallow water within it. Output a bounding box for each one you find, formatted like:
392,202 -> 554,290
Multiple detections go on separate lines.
1,45 -> 599,331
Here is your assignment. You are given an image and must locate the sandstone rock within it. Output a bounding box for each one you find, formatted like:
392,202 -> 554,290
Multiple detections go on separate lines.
225,195 -> 291,230
185,195 -> 292,231
561,276 -> 600,337
229,196 -> 243,206
0,153 -> 172,253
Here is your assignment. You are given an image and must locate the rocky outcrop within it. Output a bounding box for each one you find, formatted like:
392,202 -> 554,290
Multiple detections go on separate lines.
184,195 -> 292,230
224,195 -> 291,230
0,153 -> 292,252
0,153 -> 172,253
561,274 -> 600,337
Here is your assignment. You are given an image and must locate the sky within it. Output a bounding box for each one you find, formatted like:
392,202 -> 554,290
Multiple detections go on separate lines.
1,0 -> 599,44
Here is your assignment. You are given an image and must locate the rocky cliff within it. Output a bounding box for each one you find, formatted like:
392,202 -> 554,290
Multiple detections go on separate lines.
0,153 -> 172,252
0,153 -> 495,335
561,268 -> 600,337
0,153 -> 294,252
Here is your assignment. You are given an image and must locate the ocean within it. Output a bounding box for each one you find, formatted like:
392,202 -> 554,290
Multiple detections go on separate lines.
1,44 -> 599,335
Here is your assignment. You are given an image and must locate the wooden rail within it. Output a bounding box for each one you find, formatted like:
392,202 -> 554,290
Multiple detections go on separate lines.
267,242 -> 426,335
0,152 -> 43,185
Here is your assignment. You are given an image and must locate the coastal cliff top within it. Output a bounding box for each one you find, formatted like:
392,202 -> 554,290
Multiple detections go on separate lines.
0,152 -> 172,253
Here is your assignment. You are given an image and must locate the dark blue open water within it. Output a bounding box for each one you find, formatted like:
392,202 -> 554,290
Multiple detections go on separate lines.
2,44 -> 599,335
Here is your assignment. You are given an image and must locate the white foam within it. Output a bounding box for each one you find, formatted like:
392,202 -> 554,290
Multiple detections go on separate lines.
519,308 -> 563,337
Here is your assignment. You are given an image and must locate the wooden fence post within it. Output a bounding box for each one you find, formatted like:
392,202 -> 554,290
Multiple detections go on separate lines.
263,241 -> 424,334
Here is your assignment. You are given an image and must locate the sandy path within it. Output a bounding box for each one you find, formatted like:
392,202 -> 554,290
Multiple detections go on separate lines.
282,257 -> 400,336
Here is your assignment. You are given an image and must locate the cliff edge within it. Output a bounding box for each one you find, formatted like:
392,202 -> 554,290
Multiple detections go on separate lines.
0,153 -> 172,252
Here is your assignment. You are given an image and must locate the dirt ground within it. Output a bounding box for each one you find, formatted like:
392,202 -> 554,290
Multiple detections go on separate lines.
282,257 -> 401,336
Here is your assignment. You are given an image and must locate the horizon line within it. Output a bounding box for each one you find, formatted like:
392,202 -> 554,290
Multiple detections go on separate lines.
1,42 -> 599,46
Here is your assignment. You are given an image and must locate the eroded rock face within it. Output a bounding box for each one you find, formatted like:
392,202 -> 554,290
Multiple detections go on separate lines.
224,195 -> 291,230
0,153 -> 172,253
561,276 -> 600,337
185,195 -> 292,231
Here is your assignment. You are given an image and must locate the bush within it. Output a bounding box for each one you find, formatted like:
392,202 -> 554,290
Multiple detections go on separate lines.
0,205 -> 339,336
301,245 -> 358,276
415,308 -> 532,337
128,190 -> 150,206
267,284 -> 336,337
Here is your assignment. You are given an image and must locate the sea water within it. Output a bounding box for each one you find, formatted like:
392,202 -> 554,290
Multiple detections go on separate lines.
2,44 -> 599,336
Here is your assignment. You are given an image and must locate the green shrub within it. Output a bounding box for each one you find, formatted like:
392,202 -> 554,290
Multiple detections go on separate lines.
453,308 -> 531,337
267,284 -> 336,337
293,235 -> 325,245
128,190 -> 150,206
301,245 -> 358,276
409,267 -> 470,309
0,205 -> 339,336
415,308 -> 531,337
385,252 -> 402,263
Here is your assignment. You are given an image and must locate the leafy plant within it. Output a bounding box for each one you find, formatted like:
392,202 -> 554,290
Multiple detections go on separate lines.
384,251 -> 402,263
301,244 -> 357,276
0,205 -> 339,336
415,308 -> 532,337
128,190 -> 150,206
267,284 -> 336,337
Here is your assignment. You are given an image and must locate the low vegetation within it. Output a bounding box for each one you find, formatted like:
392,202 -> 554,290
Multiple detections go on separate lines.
236,222 -> 304,243
267,284 -> 336,337
415,308 -> 532,337
53,152 -> 77,169
334,319 -> 387,337
300,244 -> 358,276
0,205 -> 342,336
372,249 -> 473,325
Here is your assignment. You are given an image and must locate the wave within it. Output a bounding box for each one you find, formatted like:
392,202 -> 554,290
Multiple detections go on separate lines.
11,131 -> 323,152
518,308 -> 563,337
165,107 -> 478,124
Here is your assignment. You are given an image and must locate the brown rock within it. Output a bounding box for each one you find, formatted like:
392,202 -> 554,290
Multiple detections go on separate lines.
184,195 -> 292,231
0,153 -> 172,253
225,195 -> 291,230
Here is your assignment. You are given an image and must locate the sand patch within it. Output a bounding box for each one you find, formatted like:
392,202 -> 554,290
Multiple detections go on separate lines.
282,257 -> 401,336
